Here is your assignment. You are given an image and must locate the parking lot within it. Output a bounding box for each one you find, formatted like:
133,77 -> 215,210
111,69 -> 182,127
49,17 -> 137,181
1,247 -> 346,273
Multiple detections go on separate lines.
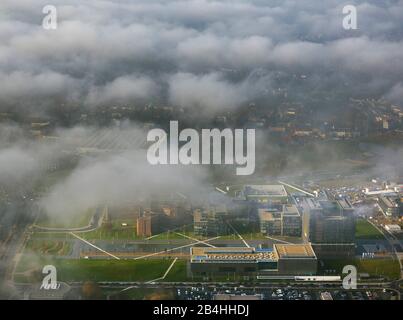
176,286 -> 396,300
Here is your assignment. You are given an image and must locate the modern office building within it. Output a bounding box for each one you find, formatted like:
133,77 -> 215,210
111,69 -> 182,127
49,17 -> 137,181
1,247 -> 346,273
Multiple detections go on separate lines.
258,207 -> 282,235
385,224 -> 402,233
301,198 -> 356,258
193,205 -> 228,237
274,244 -> 318,275
378,196 -> 403,217
303,199 -> 356,243
258,204 -> 302,237
190,244 -> 317,276
312,243 -> 356,258
282,204 -> 302,237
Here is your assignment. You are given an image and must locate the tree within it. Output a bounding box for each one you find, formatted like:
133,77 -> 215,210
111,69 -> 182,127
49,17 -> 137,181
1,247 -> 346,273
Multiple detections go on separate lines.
81,281 -> 102,300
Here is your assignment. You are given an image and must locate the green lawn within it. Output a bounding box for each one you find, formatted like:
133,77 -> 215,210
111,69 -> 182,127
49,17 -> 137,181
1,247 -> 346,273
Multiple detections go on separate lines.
150,225 -> 196,240
80,220 -> 139,240
14,256 -> 175,283
320,258 -> 400,280
30,232 -> 73,240
163,260 -> 188,282
25,240 -> 71,256
220,232 -> 267,240
81,222 -> 195,241
355,219 -> 385,240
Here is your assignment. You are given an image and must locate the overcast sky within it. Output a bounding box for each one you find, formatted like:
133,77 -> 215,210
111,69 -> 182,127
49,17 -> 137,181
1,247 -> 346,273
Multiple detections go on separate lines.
0,0 -> 402,116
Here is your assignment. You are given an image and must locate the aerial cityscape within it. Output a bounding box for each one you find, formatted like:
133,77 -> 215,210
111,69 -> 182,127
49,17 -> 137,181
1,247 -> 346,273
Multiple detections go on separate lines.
0,0 -> 403,304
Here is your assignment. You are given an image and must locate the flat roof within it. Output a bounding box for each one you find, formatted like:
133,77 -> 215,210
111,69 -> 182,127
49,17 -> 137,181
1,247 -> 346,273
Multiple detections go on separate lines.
191,247 -> 278,262
210,204 -> 227,213
336,199 -> 354,210
283,204 -> 300,216
385,224 -> 401,230
274,244 -> 316,259
191,247 -> 254,255
258,204 -> 300,220
243,185 -> 287,197
304,198 -> 322,210
380,196 -> 400,208
258,210 -> 280,221
319,200 -> 339,210
191,245 -> 317,263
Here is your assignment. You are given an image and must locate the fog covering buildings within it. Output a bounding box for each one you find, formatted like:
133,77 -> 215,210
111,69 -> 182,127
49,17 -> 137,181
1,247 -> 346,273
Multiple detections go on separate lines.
1,0 -> 403,300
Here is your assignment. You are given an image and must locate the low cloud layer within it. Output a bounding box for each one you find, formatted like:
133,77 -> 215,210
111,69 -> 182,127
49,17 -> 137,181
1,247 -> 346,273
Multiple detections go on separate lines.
0,124 -> 210,220
39,150 -> 209,220
0,0 -> 402,116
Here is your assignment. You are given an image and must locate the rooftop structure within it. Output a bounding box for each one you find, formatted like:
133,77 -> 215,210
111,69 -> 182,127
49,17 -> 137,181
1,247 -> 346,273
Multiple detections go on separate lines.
244,185 -> 287,197
239,185 -> 288,204
258,204 -> 302,237
336,199 -> 355,212
303,198 -> 323,212
385,224 -> 402,233
379,196 -> 403,217
190,244 -> 317,276
302,198 -> 356,257
274,244 -> 316,259
363,187 -> 399,196
193,205 -> 228,237
320,292 -> 333,301
190,247 -> 277,264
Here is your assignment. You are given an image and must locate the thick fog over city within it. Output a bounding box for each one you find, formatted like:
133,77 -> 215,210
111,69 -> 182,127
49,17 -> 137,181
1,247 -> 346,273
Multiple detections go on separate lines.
0,0 -> 402,302
1,0 -> 403,116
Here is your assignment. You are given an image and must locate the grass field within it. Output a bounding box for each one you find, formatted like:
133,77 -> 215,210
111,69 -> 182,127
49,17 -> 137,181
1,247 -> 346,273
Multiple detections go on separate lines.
14,256 -> 177,283
222,220 -> 268,240
150,225 -> 195,240
25,240 -> 71,256
320,258 -> 400,280
30,232 -> 73,239
163,260 -> 188,282
80,219 -> 139,240
355,219 -> 385,240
